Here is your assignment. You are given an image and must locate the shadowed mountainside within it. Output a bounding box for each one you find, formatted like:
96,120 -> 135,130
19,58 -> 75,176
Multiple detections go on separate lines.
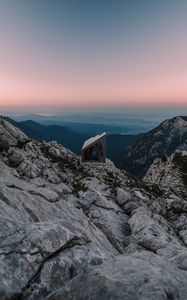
114,116 -> 187,178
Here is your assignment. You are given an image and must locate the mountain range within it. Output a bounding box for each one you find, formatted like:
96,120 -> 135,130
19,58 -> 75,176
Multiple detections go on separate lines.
2,116 -> 187,178
2,117 -> 140,159
0,116 -> 187,299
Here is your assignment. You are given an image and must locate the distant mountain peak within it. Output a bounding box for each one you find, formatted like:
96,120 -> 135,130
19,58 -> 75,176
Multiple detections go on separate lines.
160,115 -> 187,128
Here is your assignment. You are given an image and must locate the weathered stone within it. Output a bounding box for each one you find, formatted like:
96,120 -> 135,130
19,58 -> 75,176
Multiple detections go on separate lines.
0,118 -> 187,300
46,252 -> 187,300
8,148 -> 25,167
116,188 -> 132,206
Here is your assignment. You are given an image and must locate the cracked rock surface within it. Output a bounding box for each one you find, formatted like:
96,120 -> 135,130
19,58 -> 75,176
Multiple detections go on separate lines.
144,150 -> 187,198
0,117 -> 187,300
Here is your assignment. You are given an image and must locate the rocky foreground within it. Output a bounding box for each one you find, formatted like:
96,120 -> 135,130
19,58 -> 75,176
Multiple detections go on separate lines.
0,117 -> 187,300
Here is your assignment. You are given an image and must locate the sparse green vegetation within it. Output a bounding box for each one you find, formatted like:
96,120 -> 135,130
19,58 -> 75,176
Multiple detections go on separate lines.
17,140 -> 29,149
73,182 -> 88,196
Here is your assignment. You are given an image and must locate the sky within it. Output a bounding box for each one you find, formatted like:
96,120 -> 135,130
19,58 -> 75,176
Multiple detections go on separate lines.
0,0 -> 187,109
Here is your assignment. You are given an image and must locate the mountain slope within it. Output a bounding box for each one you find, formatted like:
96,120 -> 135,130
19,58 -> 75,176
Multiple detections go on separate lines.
1,116 -> 89,153
144,150 -> 187,198
114,116 -> 187,178
0,116 -> 45,141
0,117 -> 187,299
106,133 -> 142,158
17,119 -> 90,154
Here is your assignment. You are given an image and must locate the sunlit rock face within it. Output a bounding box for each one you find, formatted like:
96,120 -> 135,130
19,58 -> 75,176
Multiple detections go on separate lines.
0,118 -> 187,300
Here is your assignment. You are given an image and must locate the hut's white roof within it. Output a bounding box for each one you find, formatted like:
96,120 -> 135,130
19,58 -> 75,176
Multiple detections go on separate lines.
82,132 -> 106,150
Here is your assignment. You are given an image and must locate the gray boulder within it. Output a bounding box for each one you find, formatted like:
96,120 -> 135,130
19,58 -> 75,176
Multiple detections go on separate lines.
46,252 -> 187,300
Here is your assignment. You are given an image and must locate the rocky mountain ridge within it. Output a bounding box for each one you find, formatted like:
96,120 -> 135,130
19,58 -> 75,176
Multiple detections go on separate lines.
0,117 -> 187,300
144,150 -> 187,198
114,116 -> 187,178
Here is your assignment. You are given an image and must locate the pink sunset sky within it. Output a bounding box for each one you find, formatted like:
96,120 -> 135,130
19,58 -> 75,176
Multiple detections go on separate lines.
0,1 -> 187,109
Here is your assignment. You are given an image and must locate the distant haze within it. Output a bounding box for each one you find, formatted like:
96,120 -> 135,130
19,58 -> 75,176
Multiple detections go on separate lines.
3,106 -> 187,134
0,0 -> 187,107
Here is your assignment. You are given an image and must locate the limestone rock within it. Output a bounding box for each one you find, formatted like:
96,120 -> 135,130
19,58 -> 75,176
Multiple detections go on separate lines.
46,252 -> 187,300
0,118 -> 187,300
